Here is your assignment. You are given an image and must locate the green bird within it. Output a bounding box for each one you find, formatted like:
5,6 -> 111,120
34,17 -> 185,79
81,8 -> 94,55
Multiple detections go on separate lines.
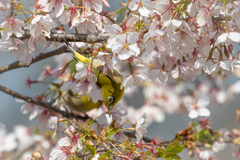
64,43 -> 125,115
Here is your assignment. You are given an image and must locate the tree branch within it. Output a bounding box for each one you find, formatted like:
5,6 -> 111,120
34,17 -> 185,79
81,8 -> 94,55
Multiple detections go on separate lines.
1,30 -> 111,43
0,84 -> 90,120
0,45 -> 67,74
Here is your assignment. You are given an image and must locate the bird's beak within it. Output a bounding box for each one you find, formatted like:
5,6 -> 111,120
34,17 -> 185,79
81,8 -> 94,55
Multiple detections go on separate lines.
108,104 -> 113,116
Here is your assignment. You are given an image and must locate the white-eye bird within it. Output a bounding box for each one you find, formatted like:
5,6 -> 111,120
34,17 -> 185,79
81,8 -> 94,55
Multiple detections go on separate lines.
65,42 -> 125,114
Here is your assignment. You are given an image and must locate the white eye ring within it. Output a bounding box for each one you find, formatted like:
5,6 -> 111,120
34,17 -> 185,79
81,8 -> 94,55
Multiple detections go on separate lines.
108,96 -> 114,104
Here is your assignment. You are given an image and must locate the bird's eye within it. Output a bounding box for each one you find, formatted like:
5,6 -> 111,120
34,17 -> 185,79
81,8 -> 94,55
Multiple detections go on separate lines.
108,96 -> 114,104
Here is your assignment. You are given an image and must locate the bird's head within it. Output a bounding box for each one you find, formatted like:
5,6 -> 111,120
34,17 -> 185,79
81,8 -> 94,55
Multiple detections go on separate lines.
102,83 -> 125,115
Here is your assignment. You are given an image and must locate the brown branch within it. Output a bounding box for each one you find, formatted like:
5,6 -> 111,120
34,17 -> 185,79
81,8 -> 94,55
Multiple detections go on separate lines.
0,45 -> 67,74
0,84 -> 90,120
2,30 -> 111,43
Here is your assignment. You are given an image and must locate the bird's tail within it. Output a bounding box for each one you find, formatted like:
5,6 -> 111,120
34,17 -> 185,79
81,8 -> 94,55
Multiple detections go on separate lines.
66,42 -> 90,64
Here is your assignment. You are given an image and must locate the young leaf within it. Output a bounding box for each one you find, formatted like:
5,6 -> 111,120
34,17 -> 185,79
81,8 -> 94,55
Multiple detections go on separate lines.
86,144 -> 95,155
163,154 -> 181,160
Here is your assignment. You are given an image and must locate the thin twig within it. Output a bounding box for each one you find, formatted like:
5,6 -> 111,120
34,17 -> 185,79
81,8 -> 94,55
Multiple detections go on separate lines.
91,9 -> 116,24
0,85 -> 90,120
0,45 -> 67,74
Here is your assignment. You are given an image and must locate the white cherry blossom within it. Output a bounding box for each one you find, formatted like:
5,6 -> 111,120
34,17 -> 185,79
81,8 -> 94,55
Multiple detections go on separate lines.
135,113 -> 147,143
108,32 -> 140,60
121,73 -> 149,90
46,0 -> 73,17
185,96 -> 211,119
128,0 -> 154,17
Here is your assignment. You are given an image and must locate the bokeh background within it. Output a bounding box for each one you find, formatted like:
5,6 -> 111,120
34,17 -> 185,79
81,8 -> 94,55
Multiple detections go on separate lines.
0,0 -> 239,159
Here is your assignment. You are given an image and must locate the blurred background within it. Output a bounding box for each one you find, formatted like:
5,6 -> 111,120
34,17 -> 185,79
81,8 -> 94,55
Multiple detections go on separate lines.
0,0 -> 240,159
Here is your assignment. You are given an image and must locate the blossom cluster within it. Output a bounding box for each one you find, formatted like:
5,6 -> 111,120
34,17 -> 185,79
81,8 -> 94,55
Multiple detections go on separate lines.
1,0 -> 240,159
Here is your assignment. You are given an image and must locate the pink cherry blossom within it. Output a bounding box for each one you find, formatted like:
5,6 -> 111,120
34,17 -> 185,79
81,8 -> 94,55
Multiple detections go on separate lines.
76,80 -> 102,103
0,17 -> 24,40
38,65 -> 52,81
29,14 -> 56,49
58,128 -> 83,153
70,12 -> 97,34
98,52 -> 113,74
23,76 -> 36,89
59,5 -> 79,25
143,23 -> 165,54
49,147 -> 71,160
85,0 -> 103,13
74,62 -> 97,84
47,0 -> 73,17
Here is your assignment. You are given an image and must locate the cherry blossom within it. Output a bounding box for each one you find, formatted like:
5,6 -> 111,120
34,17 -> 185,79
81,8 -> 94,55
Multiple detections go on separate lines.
0,128 -> 17,152
49,147 -> 71,160
128,0 -> 154,17
107,32 -> 140,60
135,113 -> 147,143
198,150 -> 216,160
74,62 -> 97,84
121,73 -> 149,90
0,17 -> 24,40
46,0 -> 73,17
185,96 -> 211,119
29,14 -> 56,49
48,116 -> 59,137
85,0 -> 104,13
59,5 -> 79,25
215,32 -> 240,46
0,0 -> 11,10
58,128 -> 83,153
60,81 -> 78,94
76,80 -> 102,103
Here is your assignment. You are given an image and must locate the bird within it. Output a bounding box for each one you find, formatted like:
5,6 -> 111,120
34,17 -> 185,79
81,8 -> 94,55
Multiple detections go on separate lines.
62,91 -> 103,113
64,42 -> 125,115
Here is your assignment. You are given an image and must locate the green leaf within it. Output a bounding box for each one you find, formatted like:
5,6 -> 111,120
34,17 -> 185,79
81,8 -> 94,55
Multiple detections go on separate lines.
101,150 -> 112,158
195,129 -> 213,144
169,140 -> 189,154
69,60 -> 77,73
86,144 -> 95,155
163,154 -> 181,160
161,135 -> 189,159
164,135 -> 181,152
106,119 -> 121,137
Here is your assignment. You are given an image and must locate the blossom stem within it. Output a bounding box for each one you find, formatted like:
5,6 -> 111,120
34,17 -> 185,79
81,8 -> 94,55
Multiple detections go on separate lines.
21,9 -> 29,20
106,128 -> 134,139
129,62 -> 134,75
23,8 -> 34,15
107,140 -> 122,154
61,118 -> 87,130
